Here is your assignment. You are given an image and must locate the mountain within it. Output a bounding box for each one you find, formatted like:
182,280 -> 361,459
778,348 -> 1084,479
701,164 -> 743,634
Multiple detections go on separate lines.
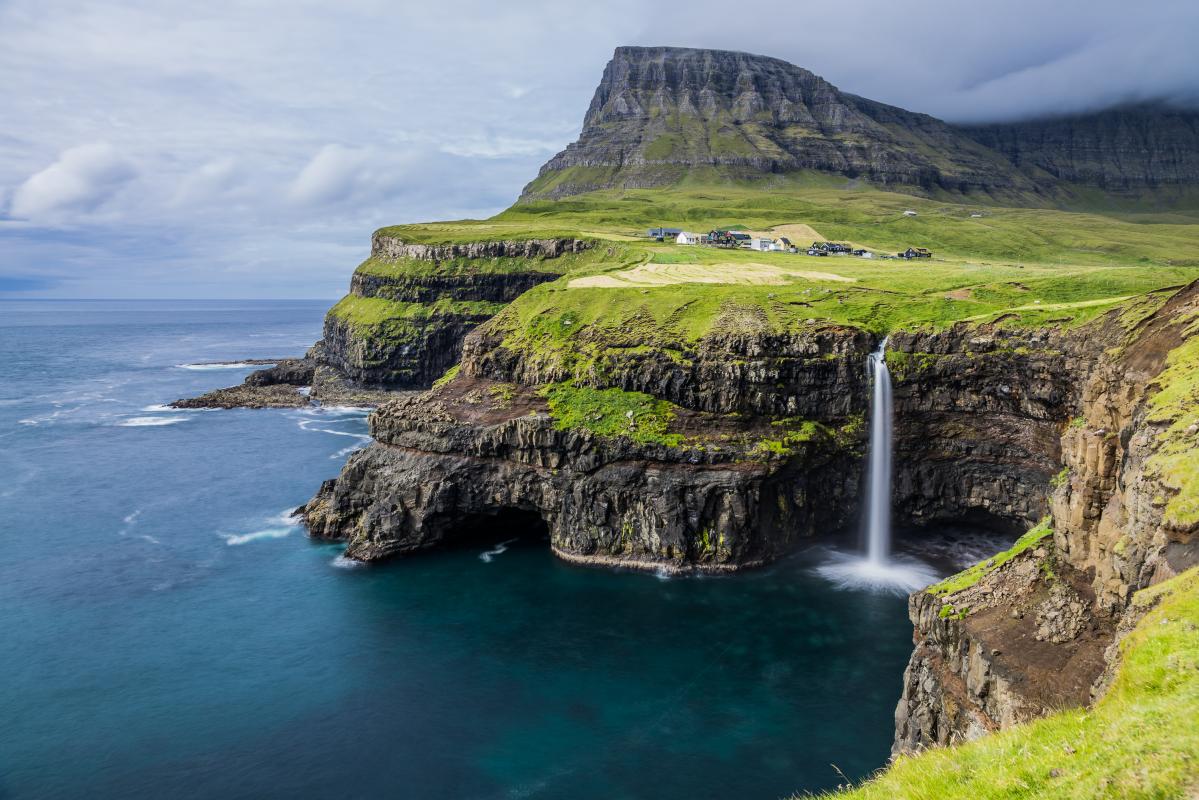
520,46 -> 1041,201
958,102 -> 1199,190
520,46 -> 1199,204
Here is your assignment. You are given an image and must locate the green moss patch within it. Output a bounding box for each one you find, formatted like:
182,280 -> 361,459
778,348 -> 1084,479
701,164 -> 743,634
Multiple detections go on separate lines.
1145,323 -> 1199,527
541,383 -> 684,447
928,518 -> 1054,597
328,295 -> 504,332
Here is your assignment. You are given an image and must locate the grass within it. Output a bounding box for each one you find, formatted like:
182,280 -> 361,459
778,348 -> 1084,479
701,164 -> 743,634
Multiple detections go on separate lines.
541,382 -> 684,447
339,181 -> 1199,375
1144,313 -> 1199,527
328,295 -> 505,330
818,565 -> 1199,800
928,518 -> 1054,597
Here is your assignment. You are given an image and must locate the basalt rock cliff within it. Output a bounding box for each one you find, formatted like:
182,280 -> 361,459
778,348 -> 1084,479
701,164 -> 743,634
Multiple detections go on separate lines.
521,46 -> 1037,200
959,103 -> 1199,192
522,46 -> 1199,203
892,282 -> 1199,753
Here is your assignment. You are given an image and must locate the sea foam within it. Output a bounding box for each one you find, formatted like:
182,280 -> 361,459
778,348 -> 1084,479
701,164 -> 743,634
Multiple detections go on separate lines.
175,362 -> 273,371
119,416 -> 188,427
222,509 -> 301,546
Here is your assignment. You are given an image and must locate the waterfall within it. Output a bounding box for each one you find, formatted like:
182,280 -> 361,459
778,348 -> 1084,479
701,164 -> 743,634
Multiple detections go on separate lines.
864,339 -> 892,565
813,337 -> 936,595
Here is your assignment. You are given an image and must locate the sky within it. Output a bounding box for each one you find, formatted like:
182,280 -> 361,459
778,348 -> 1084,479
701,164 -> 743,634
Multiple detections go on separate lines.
2,0 -> 1197,299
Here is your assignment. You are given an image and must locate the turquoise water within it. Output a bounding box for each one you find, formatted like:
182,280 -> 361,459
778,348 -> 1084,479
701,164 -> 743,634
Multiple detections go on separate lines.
1,300 -> 924,799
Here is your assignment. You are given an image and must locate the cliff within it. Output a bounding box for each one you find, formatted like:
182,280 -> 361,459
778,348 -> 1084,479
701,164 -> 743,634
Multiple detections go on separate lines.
521,46 -> 1038,200
303,323 -> 872,572
959,103 -> 1199,192
311,232 -> 593,389
892,281 -> 1199,754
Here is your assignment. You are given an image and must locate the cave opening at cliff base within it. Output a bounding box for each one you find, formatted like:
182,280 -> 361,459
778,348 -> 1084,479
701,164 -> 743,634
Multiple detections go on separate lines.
446,508 -> 551,554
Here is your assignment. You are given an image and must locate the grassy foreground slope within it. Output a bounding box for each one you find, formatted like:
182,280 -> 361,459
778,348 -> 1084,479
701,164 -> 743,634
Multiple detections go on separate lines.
813,566 -> 1199,800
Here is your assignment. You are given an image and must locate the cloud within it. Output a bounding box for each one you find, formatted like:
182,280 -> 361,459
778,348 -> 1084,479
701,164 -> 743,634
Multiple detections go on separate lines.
288,145 -> 378,207
0,0 -> 1195,297
10,142 -> 136,220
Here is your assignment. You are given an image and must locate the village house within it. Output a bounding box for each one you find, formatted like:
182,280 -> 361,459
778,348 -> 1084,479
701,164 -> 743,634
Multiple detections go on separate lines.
676,231 -> 700,245
899,247 -> 933,259
772,236 -> 793,251
747,237 -> 774,251
647,227 -> 683,240
808,241 -> 852,254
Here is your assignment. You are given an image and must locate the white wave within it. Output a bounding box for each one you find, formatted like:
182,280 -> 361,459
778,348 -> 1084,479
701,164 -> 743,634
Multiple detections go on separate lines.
140,404 -> 175,412
18,406 -> 80,425
222,509 -> 302,546
332,554 -> 364,569
294,415 -> 373,458
175,361 -> 274,371
813,550 -> 939,596
223,527 -> 294,545
118,416 -> 188,427
330,441 -> 370,459
479,538 -> 518,563
305,404 -> 373,415
654,567 -> 673,582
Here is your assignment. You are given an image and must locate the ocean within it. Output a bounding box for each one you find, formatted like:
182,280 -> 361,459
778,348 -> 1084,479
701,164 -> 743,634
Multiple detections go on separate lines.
0,300 -> 919,799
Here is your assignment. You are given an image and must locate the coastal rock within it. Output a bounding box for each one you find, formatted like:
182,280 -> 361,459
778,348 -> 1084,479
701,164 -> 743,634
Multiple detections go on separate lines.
892,280 -> 1199,753
314,235 -> 592,389
303,377 -> 859,571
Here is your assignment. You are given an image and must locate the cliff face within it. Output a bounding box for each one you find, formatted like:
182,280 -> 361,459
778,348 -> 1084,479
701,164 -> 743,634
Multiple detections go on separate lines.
303,374 -> 862,572
959,104 -> 1199,191
521,46 -> 1036,200
888,325 -> 1100,531
311,234 -> 591,389
892,282 -> 1199,754
303,322 -> 872,572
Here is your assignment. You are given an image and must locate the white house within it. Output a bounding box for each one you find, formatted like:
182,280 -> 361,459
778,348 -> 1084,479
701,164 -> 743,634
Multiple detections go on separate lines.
748,237 -> 773,252
676,231 -> 700,245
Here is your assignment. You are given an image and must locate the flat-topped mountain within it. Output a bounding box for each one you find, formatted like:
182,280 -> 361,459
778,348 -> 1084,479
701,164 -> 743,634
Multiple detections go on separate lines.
521,46 -> 1039,200
521,45 -> 1199,203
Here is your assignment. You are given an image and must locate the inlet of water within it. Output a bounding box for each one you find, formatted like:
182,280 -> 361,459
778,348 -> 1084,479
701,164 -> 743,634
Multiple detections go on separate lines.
814,338 -> 936,595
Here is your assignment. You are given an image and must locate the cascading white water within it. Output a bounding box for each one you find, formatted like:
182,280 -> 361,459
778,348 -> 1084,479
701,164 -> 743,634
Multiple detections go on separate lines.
813,337 -> 936,595
864,338 -> 892,565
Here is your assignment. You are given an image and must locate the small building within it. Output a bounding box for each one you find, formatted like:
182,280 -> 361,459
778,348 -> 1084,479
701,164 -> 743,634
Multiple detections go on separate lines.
647,227 -> 683,240
852,248 -> 873,258
903,210 -> 918,217
807,248 -> 829,257
748,237 -> 774,251
707,230 -> 751,248
772,236 -> 793,252
676,231 -> 700,245
899,247 -> 933,259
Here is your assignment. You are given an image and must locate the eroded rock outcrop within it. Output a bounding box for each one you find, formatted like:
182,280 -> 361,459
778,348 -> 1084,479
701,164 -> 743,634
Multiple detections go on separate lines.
892,282 -> 1199,754
313,234 -> 592,390
303,376 -> 860,571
